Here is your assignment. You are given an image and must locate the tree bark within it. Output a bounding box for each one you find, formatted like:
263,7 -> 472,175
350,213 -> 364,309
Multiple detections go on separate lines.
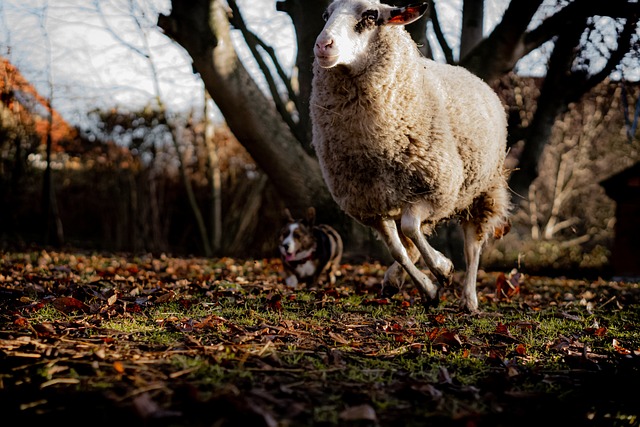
460,0 -> 483,61
204,93 -> 222,254
460,0 -> 544,83
276,0 -> 329,152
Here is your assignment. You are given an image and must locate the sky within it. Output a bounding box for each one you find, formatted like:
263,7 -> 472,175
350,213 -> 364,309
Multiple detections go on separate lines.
0,0 -> 299,127
1,0 -> 634,131
0,0 -> 515,129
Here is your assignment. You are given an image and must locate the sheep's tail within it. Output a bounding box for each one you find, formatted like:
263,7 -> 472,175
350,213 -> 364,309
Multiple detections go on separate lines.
465,169 -> 512,242
493,219 -> 511,239
494,165 -> 514,240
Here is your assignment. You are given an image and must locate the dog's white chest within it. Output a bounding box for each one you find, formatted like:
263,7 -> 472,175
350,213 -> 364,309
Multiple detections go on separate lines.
294,260 -> 317,278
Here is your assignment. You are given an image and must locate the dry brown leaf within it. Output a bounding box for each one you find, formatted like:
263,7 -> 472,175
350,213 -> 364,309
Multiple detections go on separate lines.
339,404 -> 377,422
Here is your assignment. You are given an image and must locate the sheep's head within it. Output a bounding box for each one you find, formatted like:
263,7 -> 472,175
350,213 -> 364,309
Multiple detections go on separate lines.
314,0 -> 428,70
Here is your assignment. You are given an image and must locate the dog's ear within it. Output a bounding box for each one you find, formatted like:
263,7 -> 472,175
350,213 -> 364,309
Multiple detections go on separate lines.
283,208 -> 294,223
306,207 -> 316,226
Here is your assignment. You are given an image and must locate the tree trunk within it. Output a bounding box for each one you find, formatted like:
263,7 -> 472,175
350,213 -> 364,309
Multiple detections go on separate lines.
460,0 -> 544,84
43,109 -> 64,247
204,92 -> 222,255
158,0 -> 333,218
460,0 -> 484,61
276,0 -> 329,152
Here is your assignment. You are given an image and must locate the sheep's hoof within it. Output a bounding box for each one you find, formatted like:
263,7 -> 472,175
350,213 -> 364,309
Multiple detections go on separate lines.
381,283 -> 400,298
420,286 -> 443,310
460,306 -> 481,316
433,268 -> 453,288
458,299 -> 480,315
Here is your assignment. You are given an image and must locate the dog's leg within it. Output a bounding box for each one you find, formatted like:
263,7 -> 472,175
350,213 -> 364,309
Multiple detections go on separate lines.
285,274 -> 299,288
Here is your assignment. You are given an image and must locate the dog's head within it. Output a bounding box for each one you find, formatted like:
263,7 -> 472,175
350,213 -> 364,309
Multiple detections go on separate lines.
278,207 -> 317,263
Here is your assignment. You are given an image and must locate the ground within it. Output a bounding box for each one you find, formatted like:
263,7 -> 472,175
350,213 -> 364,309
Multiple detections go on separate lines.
0,250 -> 639,426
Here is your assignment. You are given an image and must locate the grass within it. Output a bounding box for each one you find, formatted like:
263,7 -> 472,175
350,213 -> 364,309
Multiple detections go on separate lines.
0,250 -> 639,426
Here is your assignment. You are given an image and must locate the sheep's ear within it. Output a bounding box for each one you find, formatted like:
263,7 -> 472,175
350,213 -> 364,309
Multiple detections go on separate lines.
283,208 -> 294,223
385,3 -> 428,26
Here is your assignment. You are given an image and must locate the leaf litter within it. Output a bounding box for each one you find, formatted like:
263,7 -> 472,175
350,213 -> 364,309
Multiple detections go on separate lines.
0,250 -> 639,426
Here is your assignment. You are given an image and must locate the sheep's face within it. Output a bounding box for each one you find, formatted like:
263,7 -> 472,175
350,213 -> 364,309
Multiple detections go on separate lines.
314,0 -> 428,70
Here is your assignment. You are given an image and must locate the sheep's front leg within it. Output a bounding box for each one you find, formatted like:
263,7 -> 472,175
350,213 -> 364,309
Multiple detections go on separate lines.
460,222 -> 486,313
401,202 -> 454,288
373,218 -> 440,305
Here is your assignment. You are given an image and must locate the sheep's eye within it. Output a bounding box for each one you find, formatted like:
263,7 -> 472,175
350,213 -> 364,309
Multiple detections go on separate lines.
322,10 -> 329,21
362,9 -> 378,21
355,9 -> 379,32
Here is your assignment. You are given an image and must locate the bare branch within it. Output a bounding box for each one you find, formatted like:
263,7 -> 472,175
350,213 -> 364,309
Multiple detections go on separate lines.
460,0 -> 543,81
547,217 -> 580,238
583,15 -> 639,92
526,0 -> 640,52
95,0 -> 148,59
227,0 -> 304,144
558,233 -> 591,249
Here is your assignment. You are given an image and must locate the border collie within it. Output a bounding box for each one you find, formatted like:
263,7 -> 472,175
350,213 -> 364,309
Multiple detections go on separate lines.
278,207 -> 343,288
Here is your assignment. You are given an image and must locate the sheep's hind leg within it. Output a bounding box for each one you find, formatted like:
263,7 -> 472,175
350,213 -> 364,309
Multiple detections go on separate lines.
460,221 -> 487,313
401,202 -> 454,288
373,218 -> 440,305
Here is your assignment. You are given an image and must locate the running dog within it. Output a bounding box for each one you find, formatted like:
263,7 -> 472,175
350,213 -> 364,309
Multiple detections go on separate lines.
278,207 -> 343,288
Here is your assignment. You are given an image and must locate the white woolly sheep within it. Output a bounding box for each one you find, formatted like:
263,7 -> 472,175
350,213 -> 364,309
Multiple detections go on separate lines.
310,0 -> 511,313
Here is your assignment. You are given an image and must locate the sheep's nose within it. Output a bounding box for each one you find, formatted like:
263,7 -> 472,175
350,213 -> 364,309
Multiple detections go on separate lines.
315,37 -> 334,54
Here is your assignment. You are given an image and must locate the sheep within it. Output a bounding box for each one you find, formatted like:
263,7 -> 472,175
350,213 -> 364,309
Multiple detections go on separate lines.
310,0 -> 511,313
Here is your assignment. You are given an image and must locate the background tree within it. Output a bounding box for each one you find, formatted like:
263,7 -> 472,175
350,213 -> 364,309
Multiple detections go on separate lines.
0,62 -> 40,245
38,2 -> 64,247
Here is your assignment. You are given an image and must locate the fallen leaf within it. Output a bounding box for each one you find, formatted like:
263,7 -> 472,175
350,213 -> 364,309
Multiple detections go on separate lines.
612,339 -> 631,355
107,293 -> 118,306
495,322 -> 511,336
339,404 -> 377,421
32,322 -> 56,336
429,328 -> 462,349
155,291 -> 175,303
51,296 -> 90,314
495,269 -> 522,300
113,361 -> 125,374
14,317 -> 29,328
265,293 -> 282,311
515,343 -> 527,355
